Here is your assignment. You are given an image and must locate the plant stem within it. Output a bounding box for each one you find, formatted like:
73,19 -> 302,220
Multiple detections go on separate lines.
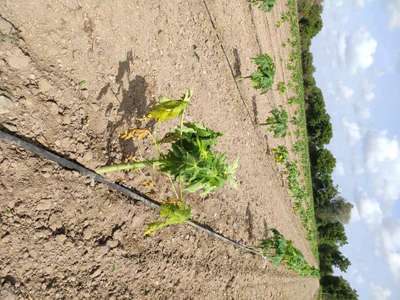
178,110 -> 185,200
96,161 -> 154,174
148,130 -> 180,199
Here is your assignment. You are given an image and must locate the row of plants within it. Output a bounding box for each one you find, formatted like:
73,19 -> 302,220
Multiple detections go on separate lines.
247,52 -> 317,275
270,0 -> 319,259
251,2 -> 357,296
249,0 -> 318,276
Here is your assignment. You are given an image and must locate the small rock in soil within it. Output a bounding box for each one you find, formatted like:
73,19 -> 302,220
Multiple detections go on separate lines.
0,94 -> 14,114
106,239 -> 119,249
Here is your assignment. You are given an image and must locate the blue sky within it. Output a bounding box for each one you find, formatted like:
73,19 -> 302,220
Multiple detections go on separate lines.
311,0 -> 400,299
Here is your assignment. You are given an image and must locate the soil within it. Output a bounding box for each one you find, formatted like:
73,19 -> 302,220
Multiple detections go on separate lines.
0,0 -> 319,299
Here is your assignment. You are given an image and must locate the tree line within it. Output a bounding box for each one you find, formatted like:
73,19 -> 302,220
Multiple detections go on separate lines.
297,1 -> 358,299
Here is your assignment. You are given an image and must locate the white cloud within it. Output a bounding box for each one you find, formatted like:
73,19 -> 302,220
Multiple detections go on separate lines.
343,28 -> 378,73
354,0 -> 366,7
352,80 -> 375,119
333,0 -> 344,8
364,131 -> 400,172
350,204 -> 361,222
355,273 -> 365,284
361,80 -> 376,102
370,283 -> 392,300
350,268 -> 366,284
363,131 -> 400,206
355,166 -> 366,175
339,84 -> 355,100
364,91 -> 375,102
374,161 -> 400,206
342,118 -> 362,145
335,160 -> 346,176
354,103 -> 371,119
380,220 -> 400,280
387,0 -> 400,28
338,33 -> 347,65
357,196 -> 383,225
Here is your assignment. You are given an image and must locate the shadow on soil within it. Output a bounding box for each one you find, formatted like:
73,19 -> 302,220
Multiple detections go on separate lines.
97,50 -> 155,164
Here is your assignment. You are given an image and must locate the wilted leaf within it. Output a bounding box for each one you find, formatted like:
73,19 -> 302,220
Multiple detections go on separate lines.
148,89 -> 192,122
120,128 -> 150,140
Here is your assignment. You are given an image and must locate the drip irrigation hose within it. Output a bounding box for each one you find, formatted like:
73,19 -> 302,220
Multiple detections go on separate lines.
0,127 -> 261,257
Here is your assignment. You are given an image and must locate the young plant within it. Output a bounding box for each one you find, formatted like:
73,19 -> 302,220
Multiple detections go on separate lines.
261,107 -> 288,138
260,228 -> 319,277
286,161 -> 306,203
288,96 -> 301,105
293,140 -> 306,154
250,0 -> 277,12
277,82 -> 287,95
248,53 -> 276,94
97,90 -> 237,235
144,202 -> 191,236
272,145 -> 289,164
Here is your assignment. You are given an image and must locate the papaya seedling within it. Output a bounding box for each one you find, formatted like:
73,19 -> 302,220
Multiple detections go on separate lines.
144,202 -> 192,236
277,82 -> 287,95
261,107 -> 288,137
293,140 -> 306,154
249,0 -> 277,12
272,145 -> 289,164
260,228 -> 319,277
79,80 -> 88,91
247,53 -> 276,94
97,90 -> 237,235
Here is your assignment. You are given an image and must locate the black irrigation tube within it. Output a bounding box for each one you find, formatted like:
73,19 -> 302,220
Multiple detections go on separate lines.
0,127 -> 261,257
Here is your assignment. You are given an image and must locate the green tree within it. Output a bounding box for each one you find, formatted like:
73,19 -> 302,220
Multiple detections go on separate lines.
321,275 -> 358,300
312,171 -> 339,210
312,148 -> 336,179
305,87 -> 333,147
319,243 -> 351,273
318,222 -> 348,246
299,3 -> 323,40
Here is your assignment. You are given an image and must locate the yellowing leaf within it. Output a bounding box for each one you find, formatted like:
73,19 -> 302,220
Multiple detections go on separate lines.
148,89 -> 192,122
120,128 -> 150,140
140,179 -> 155,189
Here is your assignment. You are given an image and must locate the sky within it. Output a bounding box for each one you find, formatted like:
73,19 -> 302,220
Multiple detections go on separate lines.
311,0 -> 400,299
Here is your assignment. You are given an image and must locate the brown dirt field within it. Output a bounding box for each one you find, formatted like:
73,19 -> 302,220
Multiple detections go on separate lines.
0,0 -> 319,299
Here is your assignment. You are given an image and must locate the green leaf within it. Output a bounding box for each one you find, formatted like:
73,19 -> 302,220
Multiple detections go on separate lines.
157,122 -> 237,196
260,229 -> 319,277
250,54 -> 275,94
79,80 -> 88,90
264,107 -> 288,137
250,0 -> 277,12
144,202 -> 192,236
